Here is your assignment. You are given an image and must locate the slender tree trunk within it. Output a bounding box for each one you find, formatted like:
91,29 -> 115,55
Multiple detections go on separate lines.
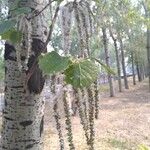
119,37 -> 129,89
144,63 -> 148,78
126,33 -> 136,85
109,28 -> 122,92
142,1 -> 150,91
136,61 -> 142,82
102,27 -> 115,97
144,63 -> 147,78
131,52 -> 136,85
1,1 -> 48,149
147,29 -> 150,91
140,64 -> 145,81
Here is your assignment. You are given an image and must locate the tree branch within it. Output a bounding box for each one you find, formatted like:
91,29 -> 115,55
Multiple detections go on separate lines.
44,5 -> 60,49
28,0 -> 55,20
26,5 -> 60,86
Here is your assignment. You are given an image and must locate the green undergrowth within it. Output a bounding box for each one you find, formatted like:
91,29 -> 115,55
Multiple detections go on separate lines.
104,138 -> 150,150
94,137 -> 149,150
99,84 -> 110,92
106,138 -> 136,150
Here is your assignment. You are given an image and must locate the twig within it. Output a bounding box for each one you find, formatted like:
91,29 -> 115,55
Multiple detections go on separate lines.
28,0 -> 55,20
44,5 -> 60,49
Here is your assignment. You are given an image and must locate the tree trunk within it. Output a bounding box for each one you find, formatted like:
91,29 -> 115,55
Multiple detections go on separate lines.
147,29 -> 150,91
140,64 -> 145,81
102,27 -> 115,97
109,28 -> 122,92
144,63 -> 148,78
142,1 -> 150,91
1,1 -> 48,149
119,37 -> 129,89
127,33 -> 136,86
136,61 -> 142,82
131,52 -> 136,85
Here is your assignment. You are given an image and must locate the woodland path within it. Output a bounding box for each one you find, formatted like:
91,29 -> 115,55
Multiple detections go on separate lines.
44,79 -> 150,150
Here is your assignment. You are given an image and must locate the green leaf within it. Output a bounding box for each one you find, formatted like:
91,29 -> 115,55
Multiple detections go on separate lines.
92,58 -> 116,75
65,59 -> 99,88
10,0 -> 20,10
92,0 -> 99,3
39,51 -> 70,74
0,20 -> 16,35
55,0 -> 64,4
1,29 -> 22,44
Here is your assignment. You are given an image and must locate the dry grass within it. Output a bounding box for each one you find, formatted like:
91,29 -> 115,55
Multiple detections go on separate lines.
43,79 -> 150,150
0,79 -> 150,150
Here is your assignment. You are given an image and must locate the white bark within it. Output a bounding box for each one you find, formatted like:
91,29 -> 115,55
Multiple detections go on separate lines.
1,0 -> 48,149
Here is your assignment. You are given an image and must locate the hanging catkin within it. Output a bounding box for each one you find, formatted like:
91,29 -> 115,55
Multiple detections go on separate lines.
53,101 -> 65,150
87,87 -> 95,150
94,81 -> 99,119
75,88 -> 90,145
60,2 -> 73,55
52,75 -> 65,150
63,89 -> 75,150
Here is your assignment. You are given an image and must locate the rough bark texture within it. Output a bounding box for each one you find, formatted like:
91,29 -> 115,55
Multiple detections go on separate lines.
109,28 -> 122,92
119,37 -> 129,89
1,0 -> 48,149
102,27 -> 115,97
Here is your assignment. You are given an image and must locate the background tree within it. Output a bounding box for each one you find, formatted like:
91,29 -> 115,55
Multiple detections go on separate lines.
0,0 -> 150,149
142,0 -> 150,91
109,26 -> 122,92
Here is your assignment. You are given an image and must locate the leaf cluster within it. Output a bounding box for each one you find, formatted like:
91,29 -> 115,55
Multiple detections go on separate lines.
0,0 -> 31,43
39,51 -> 99,88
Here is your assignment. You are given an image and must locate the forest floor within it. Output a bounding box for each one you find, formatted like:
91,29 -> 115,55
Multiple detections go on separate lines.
0,79 -> 149,149
44,79 -> 150,150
